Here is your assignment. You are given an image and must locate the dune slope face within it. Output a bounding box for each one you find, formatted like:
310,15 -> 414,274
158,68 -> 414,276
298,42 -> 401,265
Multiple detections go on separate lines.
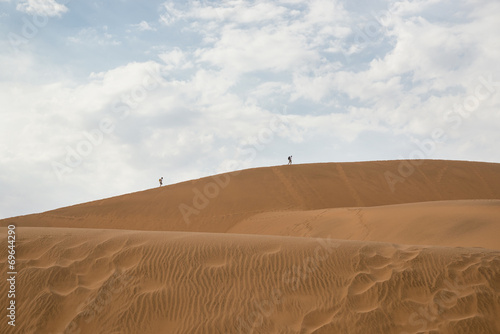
1,160 -> 500,333
5,160 -> 500,233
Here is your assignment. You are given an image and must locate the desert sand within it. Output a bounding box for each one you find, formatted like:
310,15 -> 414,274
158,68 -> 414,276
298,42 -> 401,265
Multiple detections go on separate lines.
1,160 -> 500,333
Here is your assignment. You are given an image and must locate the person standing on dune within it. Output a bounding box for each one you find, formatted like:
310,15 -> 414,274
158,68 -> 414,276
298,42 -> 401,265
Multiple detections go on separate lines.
159,177 -> 163,187
288,156 -> 293,165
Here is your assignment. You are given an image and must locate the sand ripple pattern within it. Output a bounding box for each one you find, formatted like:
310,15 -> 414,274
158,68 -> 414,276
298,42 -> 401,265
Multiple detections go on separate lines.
1,228 -> 499,334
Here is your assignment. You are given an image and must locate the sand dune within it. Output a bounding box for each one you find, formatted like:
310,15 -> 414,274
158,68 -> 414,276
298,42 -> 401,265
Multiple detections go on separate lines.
228,200 -> 500,250
1,227 -> 499,334
4,160 -> 500,234
1,160 -> 500,333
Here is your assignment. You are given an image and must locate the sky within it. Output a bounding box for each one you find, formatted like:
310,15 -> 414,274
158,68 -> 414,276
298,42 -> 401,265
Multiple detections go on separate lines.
1,0 -> 499,218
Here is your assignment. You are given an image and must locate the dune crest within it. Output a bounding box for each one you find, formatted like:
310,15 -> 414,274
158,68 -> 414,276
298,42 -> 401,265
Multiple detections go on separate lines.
4,160 -> 500,234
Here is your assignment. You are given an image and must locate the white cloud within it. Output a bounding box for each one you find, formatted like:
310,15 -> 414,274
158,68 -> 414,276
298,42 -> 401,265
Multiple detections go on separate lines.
304,0 -> 347,24
159,1 -> 183,25
249,81 -> 292,100
2,0 -> 500,218
161,0 -> 353,102
158,48 -> 191,70
390,0 -> 443,16
68,26 -> 121,46
160,0 -> 292,26
196,25 -> 316,74
16,0 -> 68,17
0,54 -> 297,216
130,21 -> 156,32
194,1 -> 289,24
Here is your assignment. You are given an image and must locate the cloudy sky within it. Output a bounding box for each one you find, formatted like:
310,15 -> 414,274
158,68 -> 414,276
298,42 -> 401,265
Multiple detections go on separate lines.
1,0 -> 499,218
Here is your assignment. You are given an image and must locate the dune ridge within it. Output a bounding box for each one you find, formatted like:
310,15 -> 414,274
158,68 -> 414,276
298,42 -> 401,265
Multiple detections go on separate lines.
4,160 -> 500,234
1,160 -> 500,333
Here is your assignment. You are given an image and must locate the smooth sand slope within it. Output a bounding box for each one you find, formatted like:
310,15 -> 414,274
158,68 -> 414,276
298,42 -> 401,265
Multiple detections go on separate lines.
228,200 -> 500,250
1,160 -> 500,333
5,160 -> 500,234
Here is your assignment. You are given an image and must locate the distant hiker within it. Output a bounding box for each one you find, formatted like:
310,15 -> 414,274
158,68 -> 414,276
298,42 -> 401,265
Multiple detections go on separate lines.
159,177 -> 163,187
288,156 -> 292,165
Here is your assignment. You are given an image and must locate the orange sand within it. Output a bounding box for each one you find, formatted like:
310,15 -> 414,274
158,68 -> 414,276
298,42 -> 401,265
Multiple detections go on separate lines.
1,160 -> 500,333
